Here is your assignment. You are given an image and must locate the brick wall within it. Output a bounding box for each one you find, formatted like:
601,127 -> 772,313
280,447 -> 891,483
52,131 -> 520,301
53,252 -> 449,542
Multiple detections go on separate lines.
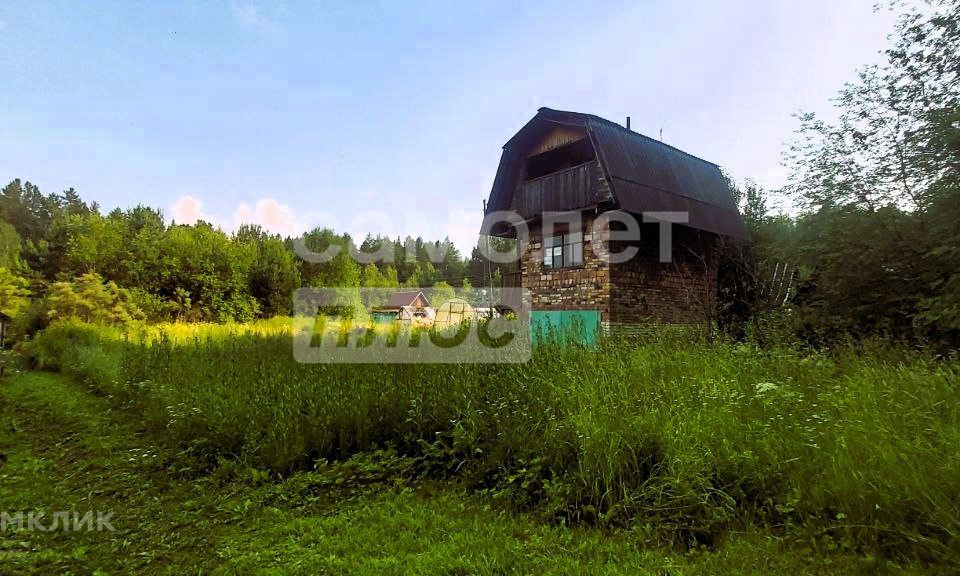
608,226 -> 719,325
520,212 -> 611,316
520,215 -> 719,325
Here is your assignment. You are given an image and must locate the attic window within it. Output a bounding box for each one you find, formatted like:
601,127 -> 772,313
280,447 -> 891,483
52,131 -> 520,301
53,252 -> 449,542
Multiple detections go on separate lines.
525,138 -> 595,180
543,231 -> 583,269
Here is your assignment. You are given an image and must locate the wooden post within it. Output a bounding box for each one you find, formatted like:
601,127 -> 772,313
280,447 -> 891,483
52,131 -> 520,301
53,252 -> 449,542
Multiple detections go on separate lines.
482,199 -> 494,312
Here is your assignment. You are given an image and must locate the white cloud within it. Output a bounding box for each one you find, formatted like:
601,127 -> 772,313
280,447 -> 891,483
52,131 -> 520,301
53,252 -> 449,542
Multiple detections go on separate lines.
233,198 -> 302,236
169,195 -> 484,253
170,195 -> 304,236
233,204 -> 254,223
171,195 -> 216,226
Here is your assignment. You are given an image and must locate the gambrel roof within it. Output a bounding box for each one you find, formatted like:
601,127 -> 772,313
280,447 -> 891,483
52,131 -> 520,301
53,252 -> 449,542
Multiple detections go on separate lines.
486,108 -> 747,239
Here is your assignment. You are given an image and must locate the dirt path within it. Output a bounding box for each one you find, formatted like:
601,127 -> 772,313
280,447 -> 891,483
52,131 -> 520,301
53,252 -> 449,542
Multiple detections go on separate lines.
0,369 -> 241,573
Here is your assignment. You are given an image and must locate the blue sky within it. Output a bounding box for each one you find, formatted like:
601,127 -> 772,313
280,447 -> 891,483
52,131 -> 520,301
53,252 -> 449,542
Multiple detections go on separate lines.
0,1 -> 899,251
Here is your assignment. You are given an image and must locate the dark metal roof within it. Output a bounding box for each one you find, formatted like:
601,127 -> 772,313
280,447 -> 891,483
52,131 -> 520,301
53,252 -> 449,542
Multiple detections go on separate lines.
487,108 -> 746,239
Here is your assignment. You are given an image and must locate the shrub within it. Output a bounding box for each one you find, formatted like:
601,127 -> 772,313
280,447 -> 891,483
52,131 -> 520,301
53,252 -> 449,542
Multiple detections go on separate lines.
44,273 -> 145,325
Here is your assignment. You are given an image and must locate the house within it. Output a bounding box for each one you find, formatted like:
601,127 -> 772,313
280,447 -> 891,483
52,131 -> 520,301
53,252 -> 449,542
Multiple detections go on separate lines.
483,108 -> 746,334
372,291 -> 434,324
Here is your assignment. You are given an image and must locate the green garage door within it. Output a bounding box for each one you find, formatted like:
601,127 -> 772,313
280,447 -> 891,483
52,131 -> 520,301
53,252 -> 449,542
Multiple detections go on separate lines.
530,310 -> 600,346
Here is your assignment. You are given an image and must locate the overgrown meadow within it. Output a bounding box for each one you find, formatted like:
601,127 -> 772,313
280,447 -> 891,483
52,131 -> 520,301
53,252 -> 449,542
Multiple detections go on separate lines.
22,319 -> 960,565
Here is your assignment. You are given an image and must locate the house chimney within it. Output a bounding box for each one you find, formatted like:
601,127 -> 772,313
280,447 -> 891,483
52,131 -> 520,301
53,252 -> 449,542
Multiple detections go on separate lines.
626,116 -> 631,130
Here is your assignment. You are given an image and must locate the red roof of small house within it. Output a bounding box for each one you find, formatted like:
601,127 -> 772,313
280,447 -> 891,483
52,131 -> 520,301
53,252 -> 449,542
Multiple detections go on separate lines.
382,291 -> 431,309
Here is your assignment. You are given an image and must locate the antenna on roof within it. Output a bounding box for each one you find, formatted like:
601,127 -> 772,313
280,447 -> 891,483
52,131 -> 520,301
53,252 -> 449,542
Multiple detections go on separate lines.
626,116 -> 631,130
659,124 -> 664,141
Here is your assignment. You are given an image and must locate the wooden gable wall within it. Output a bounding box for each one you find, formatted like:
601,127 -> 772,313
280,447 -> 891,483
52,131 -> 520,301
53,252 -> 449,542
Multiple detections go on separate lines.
527,126 -> 587,157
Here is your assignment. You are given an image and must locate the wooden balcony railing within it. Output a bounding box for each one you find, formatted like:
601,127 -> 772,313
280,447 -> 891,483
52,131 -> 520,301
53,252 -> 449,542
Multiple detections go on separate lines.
520,161 -> 605,219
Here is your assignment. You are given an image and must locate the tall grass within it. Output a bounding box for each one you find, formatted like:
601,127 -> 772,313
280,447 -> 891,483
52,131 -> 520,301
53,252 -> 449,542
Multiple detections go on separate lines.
23,319 -> 960,562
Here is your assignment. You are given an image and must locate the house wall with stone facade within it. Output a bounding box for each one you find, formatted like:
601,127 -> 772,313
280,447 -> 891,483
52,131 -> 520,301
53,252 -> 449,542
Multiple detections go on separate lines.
519,212 -> 611,316
520,215 -> 719,326
607,233 -> 719,325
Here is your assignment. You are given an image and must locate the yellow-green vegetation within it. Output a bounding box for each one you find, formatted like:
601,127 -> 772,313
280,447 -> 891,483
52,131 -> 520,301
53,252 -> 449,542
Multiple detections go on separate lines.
21,321 -> 960,570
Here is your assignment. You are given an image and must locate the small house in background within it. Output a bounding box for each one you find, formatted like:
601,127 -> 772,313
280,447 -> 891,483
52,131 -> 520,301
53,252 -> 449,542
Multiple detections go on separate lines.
372,291 -> 434,324
0,311 -> 10,348
484,108 -> 747,338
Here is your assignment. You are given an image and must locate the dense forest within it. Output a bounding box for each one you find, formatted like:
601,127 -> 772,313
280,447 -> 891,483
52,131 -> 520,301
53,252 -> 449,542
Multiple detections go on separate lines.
0,180 -> 515,332
1,1 -> 958,349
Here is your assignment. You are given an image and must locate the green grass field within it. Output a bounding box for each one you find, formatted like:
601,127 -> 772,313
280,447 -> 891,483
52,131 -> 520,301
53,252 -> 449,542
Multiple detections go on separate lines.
7,321 -> 960,572
0,369 -> 933,575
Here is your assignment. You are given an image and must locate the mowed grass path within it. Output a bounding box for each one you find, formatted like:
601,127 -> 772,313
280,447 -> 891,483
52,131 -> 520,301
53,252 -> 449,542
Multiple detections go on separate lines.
0,368 -> 925,575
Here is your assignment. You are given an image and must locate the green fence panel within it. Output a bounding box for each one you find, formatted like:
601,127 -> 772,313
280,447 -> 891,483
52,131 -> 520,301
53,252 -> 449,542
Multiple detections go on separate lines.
372,311 -> 398,325
530,310 -> 600,347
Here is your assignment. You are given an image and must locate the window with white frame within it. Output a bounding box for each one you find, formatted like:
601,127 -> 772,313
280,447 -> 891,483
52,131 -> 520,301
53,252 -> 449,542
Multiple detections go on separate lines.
543,231 -> 583,269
